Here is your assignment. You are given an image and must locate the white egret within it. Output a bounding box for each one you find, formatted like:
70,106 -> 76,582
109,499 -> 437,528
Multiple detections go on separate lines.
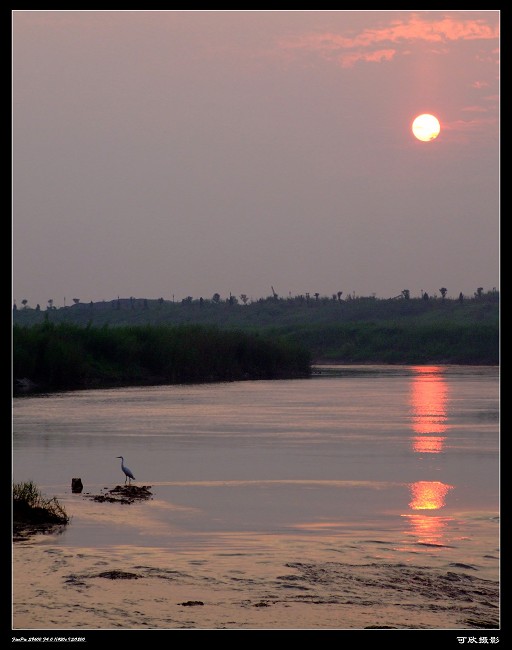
116,456 -> 135,484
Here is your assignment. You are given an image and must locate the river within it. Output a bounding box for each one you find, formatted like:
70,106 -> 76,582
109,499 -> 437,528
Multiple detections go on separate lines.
12,364 -> 500,633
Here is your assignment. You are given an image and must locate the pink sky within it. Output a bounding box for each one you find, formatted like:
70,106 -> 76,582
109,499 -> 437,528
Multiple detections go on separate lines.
12,10 -> 499,306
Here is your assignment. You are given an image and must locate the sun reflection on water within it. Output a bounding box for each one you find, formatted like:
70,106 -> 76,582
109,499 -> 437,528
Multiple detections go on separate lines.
408,480 -> 453,510
401,513 -> 453,546
410,365 -> 448,453
402,481 -> 455,547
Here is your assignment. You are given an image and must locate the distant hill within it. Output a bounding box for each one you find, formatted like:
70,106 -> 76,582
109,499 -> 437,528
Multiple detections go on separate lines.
12,291 -> 499,365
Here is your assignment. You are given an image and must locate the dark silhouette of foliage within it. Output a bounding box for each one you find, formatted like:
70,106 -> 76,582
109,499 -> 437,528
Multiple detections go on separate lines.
12,290 -> 499,372
13,322 -> 311,392
275,322 -> 498,365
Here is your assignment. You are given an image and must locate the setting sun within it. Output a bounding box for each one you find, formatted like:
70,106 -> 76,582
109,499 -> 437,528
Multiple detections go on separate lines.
412,113 -> 441,141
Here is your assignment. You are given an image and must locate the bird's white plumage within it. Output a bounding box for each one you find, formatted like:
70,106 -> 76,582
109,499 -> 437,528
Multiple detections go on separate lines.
116,456 -> 135,483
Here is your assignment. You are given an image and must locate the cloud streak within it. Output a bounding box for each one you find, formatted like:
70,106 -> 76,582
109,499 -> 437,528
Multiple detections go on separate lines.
279,13 -> 499,68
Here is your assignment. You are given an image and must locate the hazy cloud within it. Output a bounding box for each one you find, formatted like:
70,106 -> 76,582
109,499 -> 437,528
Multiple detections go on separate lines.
12,11 -> 500,306
279,13 -> 499,68
461,105 -> 489,113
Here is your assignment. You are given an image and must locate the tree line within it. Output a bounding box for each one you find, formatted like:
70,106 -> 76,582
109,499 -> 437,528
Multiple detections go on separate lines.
12,286 -> 499,312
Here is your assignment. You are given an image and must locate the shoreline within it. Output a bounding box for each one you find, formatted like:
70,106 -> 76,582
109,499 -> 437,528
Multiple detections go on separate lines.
13,360 -> 500,397
13,534 -> 499,631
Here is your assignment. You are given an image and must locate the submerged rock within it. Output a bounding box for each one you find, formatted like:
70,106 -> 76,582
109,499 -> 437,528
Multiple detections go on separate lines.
87,484 -> 153,504
97,570 -> 140,580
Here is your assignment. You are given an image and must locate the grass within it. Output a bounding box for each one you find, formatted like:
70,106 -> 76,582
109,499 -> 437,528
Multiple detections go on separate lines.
13,321 -> 311,392
13,481 -> 69,534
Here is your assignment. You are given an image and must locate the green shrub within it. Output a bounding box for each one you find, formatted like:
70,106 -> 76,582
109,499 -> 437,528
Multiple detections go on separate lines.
13,480 -> 69,525
13,322 -> 311,391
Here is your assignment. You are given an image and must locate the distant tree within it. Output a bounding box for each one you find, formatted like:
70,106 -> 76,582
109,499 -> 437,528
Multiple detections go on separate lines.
199,297 -> 204,307
240,294 -> 249,305
73,298 -> 80,305
401,290 -> 410,300
22,299 -> 28,309
35,304 -> 40,311
475,287 -> 484,299
47,299 -> 53,310
212,293 -> 221,303
271,286 -> 278,300
458,292 -> 464,304
181,296 -> 192,305
158,297 -> 164,306
439,288 -> 447,300
337,291 -> 343,302
422,292 -> 429,301
314,293 -> 320,301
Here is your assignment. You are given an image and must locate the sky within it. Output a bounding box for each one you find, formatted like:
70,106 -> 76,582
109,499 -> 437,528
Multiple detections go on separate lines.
12,10 -> 500,307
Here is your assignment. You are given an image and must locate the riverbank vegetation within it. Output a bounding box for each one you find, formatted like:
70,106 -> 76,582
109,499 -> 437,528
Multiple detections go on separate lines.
13,322 -> 312,393
13,291 -> 499,393
271,321 -> 498,365
13,480 -> 69,539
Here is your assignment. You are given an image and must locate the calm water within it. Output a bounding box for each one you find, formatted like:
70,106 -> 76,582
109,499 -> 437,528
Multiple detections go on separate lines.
12,365 -> 499,577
